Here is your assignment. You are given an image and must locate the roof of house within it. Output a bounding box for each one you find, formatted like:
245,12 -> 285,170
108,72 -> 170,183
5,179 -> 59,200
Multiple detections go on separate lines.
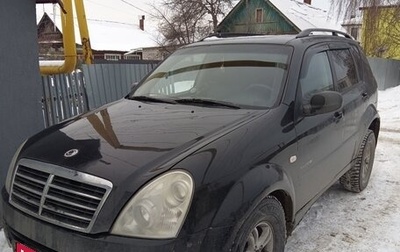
223,0 -> 341,31
37,12 -> 158,52
80,19 -> 158,51
360,3 -> 400,9
270,0 -> 340,30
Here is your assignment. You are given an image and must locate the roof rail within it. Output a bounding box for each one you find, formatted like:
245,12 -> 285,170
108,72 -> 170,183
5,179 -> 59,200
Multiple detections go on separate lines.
296,28 -> 353,39
201,32 -> 262,41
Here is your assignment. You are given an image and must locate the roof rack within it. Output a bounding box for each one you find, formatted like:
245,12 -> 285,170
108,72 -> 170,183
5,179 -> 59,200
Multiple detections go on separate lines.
200,32 -> 262,41
296,28 -> 353,39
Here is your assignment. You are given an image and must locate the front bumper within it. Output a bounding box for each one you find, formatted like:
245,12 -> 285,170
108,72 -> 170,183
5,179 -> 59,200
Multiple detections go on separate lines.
1,188 -> 232,252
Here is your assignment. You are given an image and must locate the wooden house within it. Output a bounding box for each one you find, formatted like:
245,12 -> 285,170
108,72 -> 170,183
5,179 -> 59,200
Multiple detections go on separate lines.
360,3 -> 400,59
37,12 -> 68,60
37,12 -> 158,63
217,0 -> 339,34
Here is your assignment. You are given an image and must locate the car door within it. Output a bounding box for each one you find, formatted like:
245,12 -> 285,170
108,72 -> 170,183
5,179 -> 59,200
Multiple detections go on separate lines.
328,43 -> 366,158
292,44 -> 348,210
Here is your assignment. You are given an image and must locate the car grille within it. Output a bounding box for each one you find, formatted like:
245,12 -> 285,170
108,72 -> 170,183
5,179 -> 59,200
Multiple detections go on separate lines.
9,159 -> 113,233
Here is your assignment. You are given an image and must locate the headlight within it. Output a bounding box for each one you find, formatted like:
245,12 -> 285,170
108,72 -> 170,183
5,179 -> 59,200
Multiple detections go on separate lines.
5,140 -> 27,194
111,170 -> 194,239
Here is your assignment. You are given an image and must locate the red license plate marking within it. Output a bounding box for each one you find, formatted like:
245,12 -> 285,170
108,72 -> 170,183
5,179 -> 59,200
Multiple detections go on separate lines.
16,242 -> 37,252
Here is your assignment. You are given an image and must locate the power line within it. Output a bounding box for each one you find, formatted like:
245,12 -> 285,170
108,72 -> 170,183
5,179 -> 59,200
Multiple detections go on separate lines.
38,2 -> 160,28
120,0 -> 152,15
85,0 -> 133,17
39,9 -> 139,26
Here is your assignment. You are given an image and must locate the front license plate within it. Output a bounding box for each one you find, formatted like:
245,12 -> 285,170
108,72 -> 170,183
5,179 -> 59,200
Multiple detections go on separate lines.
16,242 -> 37,252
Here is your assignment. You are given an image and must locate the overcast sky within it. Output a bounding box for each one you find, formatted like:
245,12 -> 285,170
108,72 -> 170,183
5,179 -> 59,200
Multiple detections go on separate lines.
36,0 -> 333,33
310,0 -> 332,10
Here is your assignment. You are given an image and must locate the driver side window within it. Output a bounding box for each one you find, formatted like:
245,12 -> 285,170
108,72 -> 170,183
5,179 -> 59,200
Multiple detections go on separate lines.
299,51 -> 334,103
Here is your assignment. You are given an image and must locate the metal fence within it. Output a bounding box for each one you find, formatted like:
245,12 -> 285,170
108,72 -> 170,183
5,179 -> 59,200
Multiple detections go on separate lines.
41,58 -> 399,127
41,61 -> 158,127
368,57 -> 400,90
82,62 -> 158,109
41,70 -> 88,127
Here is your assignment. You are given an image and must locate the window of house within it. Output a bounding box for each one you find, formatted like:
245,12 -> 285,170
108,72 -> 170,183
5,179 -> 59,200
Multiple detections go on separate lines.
255,8 -> 263,23
124,55 -> 141,60
330,49 -> 359,92
350,27 -> 358,40
104,54 -> 121,61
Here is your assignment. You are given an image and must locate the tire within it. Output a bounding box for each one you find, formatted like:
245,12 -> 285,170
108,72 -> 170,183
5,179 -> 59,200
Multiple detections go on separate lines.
340,129 -> 376,192
232,196 -> 286,252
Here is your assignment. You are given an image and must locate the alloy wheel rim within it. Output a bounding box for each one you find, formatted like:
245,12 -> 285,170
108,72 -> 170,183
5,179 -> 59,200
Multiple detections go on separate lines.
244,221 -> 274,252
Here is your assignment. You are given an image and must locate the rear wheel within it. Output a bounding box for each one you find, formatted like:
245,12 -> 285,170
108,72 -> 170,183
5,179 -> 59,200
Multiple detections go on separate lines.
232,196 -> 286,252
340,130 -> 376,192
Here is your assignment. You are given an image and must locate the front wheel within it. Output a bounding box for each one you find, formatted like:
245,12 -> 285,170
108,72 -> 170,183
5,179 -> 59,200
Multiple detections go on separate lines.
340,129 -> 376,192
232,196 -> 286,252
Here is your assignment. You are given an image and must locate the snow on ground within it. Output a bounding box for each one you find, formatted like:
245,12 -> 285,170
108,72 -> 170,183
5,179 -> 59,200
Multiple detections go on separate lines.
1,86 -> 399,251
286,86 -> 400,252
0,231 -> 10,252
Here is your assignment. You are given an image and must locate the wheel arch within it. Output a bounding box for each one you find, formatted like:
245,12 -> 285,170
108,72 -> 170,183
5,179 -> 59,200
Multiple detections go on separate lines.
209,164 -> 296,250
368,117 -> 380,145
210,164 -> 295,227
270,189 -> 295,236
358,104 -> 380,147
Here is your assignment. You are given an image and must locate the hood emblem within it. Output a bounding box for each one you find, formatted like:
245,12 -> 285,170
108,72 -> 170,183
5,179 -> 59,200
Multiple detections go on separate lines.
64,149 -> 79,158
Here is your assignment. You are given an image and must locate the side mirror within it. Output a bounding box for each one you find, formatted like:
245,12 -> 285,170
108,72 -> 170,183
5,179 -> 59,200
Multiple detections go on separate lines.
307,91 -> 343,115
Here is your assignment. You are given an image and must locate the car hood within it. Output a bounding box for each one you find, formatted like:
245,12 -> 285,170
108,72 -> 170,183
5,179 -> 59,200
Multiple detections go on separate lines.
21,99 -> 264,185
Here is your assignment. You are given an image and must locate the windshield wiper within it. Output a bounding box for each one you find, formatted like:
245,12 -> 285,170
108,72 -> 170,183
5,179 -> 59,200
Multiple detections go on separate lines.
129,96 -> 178,104
174,98 -> 241,109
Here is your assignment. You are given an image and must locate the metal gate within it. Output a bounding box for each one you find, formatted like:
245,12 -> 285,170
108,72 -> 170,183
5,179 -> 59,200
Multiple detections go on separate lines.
41,70 -> 88,127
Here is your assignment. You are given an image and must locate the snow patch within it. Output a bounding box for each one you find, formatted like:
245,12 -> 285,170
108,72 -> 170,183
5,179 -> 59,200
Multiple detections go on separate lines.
269,0 -> 342,31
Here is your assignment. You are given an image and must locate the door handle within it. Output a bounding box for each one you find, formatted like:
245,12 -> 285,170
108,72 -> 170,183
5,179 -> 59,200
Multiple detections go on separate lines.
334,111 -> 343,122
362,92 -> 368,100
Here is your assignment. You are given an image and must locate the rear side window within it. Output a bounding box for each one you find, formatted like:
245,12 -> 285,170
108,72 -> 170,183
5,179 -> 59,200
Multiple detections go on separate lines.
352,45 -> 376,84
330,49 -> 359,92
350,45 -> 363,81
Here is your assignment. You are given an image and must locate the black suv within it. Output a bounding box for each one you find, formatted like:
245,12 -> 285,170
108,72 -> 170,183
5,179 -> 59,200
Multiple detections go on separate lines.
2,29 -> 379,252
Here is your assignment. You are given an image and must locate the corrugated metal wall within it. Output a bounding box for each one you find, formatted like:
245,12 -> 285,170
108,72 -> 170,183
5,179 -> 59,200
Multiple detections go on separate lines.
368,57 -> 400,90
82,62 -> 158,109
42,62 -> 158,126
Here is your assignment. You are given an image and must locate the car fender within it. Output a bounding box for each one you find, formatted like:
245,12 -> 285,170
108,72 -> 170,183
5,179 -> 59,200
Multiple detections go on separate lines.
358,103 -> 380,142
210,163 -> 295,229
362,103 -> 379,127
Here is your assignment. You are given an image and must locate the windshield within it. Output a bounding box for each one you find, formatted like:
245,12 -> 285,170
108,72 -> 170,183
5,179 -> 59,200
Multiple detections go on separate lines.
131,44 -> 292,109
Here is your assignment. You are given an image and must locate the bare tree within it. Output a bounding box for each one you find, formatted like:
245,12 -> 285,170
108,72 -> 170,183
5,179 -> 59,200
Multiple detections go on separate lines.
202,0 -> 233,32
382,2 -> 400,58
151,0 -> 233,47
331,0 -> 400,58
